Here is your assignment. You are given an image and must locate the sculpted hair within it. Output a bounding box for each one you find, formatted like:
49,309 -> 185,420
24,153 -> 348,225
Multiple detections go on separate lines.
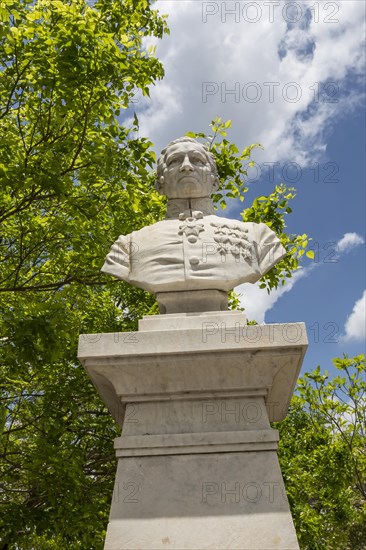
155,137 -> 219,193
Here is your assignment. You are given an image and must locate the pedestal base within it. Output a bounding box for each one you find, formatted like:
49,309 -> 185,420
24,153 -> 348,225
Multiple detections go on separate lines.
78,312 -> 307,550
156,289 -> 228,313
106,452 -> 298,550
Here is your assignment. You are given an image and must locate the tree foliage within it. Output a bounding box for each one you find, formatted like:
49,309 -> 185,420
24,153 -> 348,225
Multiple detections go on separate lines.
0,0 -> 168,295
276,354 -> 366,550
0,1 -> 167,548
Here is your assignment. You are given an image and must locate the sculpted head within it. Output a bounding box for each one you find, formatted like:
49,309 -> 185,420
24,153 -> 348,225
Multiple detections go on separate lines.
156,137 -> 219,199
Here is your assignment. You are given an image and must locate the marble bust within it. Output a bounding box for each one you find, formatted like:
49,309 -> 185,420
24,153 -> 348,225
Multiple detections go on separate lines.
101,137 -> 286,313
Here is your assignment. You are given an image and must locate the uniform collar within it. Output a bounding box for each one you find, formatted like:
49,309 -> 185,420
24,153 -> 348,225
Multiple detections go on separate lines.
165,197 -> 215,219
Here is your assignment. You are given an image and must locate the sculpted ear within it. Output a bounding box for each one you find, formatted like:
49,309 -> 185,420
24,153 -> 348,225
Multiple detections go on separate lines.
211,174 -> 220,192
155,176 -> 164,194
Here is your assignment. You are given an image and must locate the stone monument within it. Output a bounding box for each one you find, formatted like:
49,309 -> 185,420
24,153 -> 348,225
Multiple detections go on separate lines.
101,137 -> 286,313
78,137 -> 307,549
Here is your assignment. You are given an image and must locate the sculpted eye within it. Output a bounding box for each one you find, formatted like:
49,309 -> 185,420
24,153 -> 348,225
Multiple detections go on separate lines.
167,157 -> 181,167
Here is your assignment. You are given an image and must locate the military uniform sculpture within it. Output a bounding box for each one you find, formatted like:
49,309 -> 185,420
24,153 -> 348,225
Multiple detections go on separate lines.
102,137 -> 286,312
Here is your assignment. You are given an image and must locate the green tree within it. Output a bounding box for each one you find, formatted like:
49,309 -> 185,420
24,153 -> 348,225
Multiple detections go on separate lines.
276,354 -> 366,550
0,1 -> 168,548
0,0 -> 168,295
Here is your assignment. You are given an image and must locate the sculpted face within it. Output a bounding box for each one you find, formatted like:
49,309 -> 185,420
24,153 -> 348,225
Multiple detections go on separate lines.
160,142 -> 217,199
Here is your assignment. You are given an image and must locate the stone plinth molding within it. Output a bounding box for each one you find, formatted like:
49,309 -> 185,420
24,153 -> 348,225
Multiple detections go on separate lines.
78,311 -> 307,549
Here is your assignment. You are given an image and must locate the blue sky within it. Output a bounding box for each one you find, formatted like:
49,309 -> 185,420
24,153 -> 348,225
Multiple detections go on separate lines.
130,0 -> 365,377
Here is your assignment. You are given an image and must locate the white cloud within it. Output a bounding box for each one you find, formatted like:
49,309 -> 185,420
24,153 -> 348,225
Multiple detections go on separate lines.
235,267 -> 310,323
135,0 -> 365,165
134,81 -> 183,138
342,290 -> 366,342
337,232 -> 365,253
236,230 -> 364,322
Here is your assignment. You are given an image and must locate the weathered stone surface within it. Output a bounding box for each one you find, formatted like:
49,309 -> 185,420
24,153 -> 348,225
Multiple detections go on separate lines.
100,137 -> 287,313
78,313 -> 306,549
101,215 -> 286,295
80,135 -> 305,548
78,313 -> 307,425
105,452 -> 299,550
138,309 -> 247,331
156,289 -> 228,313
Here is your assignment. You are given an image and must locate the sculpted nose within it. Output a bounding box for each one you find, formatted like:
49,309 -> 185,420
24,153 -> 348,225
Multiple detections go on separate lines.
180,154 -> 193,171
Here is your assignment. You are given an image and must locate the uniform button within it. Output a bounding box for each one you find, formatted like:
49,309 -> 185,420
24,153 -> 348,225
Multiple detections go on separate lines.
190,256 -> 200,266
188,236 -> 197,243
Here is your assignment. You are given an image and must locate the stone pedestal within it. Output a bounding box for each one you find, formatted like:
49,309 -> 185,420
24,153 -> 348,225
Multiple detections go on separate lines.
78,311 -> 307,549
